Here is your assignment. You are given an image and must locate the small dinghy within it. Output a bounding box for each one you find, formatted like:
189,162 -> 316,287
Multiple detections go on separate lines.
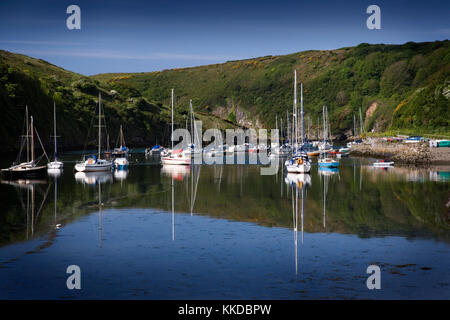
373,159 -> 394,167
318,157 -> 339,168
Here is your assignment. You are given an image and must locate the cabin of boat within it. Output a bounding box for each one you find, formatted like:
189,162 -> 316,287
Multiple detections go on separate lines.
285,153 -> 312,173
75,155 -> 113,172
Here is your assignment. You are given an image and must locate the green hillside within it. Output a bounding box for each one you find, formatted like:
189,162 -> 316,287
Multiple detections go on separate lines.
0,40 -> 449,154
93,40 -> 450,138
0,50 -> 235,154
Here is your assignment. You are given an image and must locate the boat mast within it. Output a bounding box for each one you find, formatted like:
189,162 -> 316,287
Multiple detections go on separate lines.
120,125 -> 124,148
294,70 -> 298,150
327,107 -> 333,146
300,82 -> 304,145
26,106 -> 29,163
322,106 -> 326,144
359,107 -> 363,136
98,93 -> 102,158
171,89 -> 174,150
275,114 -> 278,143
286,110 -> 290,145
53,102 -> 57,161
30,116 -> 34,163
190,100 -> 194,146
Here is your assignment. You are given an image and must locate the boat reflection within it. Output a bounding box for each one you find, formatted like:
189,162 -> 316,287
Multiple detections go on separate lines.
187,165 -> 201,216
47,168 -> 63,179
49,171 -> 62,229
363,165 -> 450,183
75,171 -> 113,185
161,164 -> 190,181
319,165 -> 338,231
284,173 -> 311,187
1,179 -> 47,189
113,169 -> 129,181
318,167 -> 339,176
1,178 -> 50,238
285,172 -> 310,276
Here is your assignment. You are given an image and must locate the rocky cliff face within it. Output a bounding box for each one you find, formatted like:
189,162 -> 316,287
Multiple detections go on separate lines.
212,100 -> 261,128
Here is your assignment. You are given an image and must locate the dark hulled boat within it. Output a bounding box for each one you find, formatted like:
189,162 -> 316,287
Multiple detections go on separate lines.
1,108 -> 48,180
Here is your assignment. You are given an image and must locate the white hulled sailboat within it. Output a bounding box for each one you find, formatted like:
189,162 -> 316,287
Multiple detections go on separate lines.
161,89 -> 191,165
75,93 -> 113,172
47,102 -> 64,170
285,70 -> 311,173
113,125 -> 129,170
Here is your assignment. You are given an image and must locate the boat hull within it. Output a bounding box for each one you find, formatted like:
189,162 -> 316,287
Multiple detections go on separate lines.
75,162 -> 113,172
373,162 -> 394,167
285,159 -> 311,173
114,158 -> 129,170
1,165 -> 47,179
161,156 -> 191,165
47,161 -> 64,169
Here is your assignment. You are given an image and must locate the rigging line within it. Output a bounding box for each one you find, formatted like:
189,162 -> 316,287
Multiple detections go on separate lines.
16,111 -> 28,164
81,103 -> 96,158
34,153 -> 45,165
15,135 -> 27,165
34,127 -> 50,162
102,100 -> 110,150
34,182 -> 53,223
114,131 -> 120,148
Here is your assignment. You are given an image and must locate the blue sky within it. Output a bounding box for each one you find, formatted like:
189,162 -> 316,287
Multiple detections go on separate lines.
0,0 -> 448,75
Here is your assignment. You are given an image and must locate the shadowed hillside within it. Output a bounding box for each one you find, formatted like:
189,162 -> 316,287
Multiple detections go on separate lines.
1,40 -> 449,154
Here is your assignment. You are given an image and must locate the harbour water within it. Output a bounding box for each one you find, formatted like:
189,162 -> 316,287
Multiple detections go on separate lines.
0,152 -> 449,299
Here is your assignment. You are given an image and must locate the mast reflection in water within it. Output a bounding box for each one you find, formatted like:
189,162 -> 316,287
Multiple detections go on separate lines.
0,155 -> 448,299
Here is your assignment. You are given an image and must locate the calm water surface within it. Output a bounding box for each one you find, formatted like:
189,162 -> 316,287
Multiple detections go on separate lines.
0,152 -> 449,299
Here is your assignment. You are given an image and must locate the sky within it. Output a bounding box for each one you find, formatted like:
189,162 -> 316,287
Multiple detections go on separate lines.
0,0 -> 448,75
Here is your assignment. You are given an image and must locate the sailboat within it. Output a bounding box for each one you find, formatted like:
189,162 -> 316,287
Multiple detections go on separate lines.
318,106 -> 333,152
161,89 -> 191,165
47,102 -> 64,170
285,70 -> 311,173
112,125 -> 129,157
318,106 -> 339,168
2,107 -> 48,179
113,125 -> 129,170
75,93 -> 113,172
270,114 -> 280,157
185,99 -> 202,156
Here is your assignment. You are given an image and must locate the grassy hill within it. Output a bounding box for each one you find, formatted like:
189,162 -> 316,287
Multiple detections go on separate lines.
1,40 -> 449,154
93,40 -> 450,138
0,50 -> 235,154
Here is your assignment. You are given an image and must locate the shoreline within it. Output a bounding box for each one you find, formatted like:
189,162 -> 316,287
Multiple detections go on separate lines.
349,138 -> 450,165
